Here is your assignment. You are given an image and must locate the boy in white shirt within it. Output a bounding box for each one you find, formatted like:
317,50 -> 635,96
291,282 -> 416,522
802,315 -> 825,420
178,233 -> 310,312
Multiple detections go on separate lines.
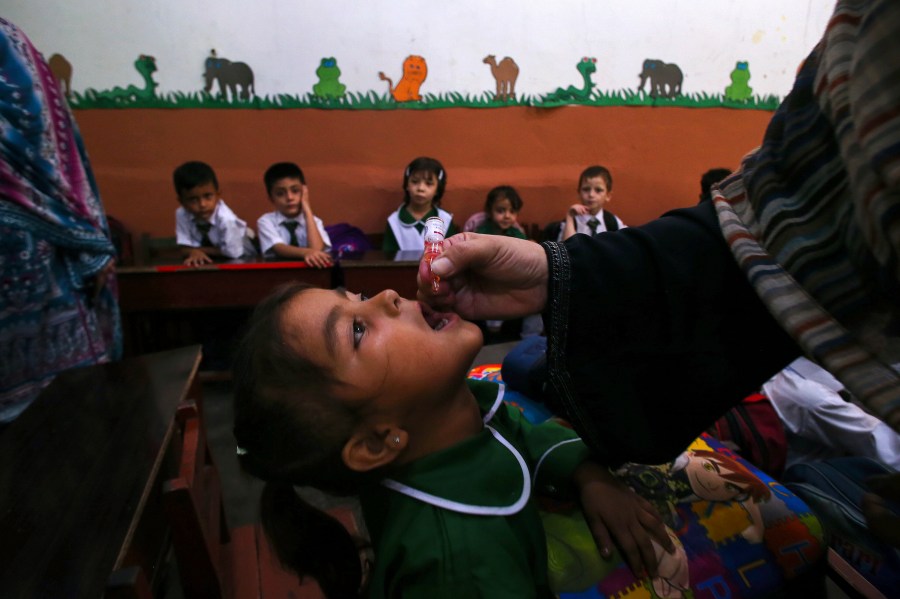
174,161 -> 254,266
256,162 -> 332,268
559,165 -> 627,241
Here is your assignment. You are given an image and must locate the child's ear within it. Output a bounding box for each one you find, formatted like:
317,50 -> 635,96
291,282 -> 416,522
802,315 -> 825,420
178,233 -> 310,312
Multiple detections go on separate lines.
342,426 -> 407,472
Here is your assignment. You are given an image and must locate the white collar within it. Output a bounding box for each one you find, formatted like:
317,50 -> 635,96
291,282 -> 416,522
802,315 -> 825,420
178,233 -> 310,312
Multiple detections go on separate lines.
381,425 -> 532,516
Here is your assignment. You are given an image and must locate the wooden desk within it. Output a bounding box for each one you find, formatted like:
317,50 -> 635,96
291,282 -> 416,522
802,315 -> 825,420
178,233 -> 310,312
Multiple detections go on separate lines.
0,346 -> 202,599
116,260 -> 335,312
116,253 -> 421,358
116,252 -> 421,313
336,250 -> 421,299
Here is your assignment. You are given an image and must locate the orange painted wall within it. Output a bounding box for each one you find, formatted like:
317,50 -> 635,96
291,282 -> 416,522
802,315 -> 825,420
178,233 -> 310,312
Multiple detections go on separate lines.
76,106 -> 773,239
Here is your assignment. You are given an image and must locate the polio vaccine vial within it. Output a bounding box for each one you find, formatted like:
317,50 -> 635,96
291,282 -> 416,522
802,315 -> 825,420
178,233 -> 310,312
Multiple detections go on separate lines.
423,216 -> 445,292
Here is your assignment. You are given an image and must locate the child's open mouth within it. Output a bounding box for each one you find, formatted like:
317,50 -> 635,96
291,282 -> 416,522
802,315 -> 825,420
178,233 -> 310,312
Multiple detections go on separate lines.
420,302 -> 455,332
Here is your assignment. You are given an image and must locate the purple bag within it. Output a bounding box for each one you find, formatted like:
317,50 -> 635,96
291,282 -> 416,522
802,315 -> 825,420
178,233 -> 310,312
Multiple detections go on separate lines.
325,223 -> 372,256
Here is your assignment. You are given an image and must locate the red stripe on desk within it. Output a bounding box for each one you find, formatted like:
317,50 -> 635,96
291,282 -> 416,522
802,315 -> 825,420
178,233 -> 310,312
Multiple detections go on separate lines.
154,262 -> 312,272
218,262 -> 311,270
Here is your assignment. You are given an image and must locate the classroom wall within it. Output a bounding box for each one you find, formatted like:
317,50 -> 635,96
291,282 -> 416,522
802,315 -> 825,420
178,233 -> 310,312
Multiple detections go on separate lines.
79,105 -> 774,238
6,1 -> 832,98
7,0 -> 825,239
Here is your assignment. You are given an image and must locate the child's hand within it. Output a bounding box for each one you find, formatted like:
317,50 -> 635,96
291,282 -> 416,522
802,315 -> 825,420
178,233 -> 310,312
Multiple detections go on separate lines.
574,461 -> 675,579
568,204 -> 589,218
301,185 -> 312,212
183,248 -> 213,267
304,250 -> 333,269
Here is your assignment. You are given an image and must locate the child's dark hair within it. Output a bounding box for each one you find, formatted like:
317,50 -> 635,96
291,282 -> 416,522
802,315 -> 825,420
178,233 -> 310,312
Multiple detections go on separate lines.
578,165 -> 613,191
173,161 -> 218,195
264,162 -> 306,196
232,282 -> 374,597
484,185 -> 523,214
699,168 -> 733,203
402,156 -> 447,206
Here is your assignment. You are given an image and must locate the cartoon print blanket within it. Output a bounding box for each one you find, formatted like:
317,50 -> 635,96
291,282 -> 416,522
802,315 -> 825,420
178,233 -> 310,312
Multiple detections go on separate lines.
467,364 -> 825,598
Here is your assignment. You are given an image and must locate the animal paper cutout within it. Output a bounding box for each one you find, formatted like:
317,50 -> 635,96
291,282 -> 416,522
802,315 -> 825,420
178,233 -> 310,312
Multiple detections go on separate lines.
378,55 -> 428,102
48,53 -> 72,97
543,57 -> 597,102
204,49 -> 255,102
313,57 -> 346,99
725,61 -> 753,101
483,55 -> 519,102
638,59 -> 683,99
59,39 -> 781,110
90,55 -> 158,102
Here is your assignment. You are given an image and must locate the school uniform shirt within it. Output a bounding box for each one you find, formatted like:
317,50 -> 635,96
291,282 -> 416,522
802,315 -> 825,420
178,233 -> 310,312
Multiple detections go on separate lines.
382,205 -> 457,252
557,209 -> 626,241
474,220 -> 527,239
359,379 -> 590,599
256,210 -> 331,255
175,199 -> 249,258
762,358 -> 900,471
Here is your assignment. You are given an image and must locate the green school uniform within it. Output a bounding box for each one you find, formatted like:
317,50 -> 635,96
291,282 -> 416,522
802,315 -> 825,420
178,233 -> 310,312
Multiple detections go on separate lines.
474,220 -> 528,239
382,205 -> 460,252
359,379 -> 591,598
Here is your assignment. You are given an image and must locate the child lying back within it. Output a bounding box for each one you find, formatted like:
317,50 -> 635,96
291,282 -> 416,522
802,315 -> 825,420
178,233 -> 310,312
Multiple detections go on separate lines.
231,282 -> 672,598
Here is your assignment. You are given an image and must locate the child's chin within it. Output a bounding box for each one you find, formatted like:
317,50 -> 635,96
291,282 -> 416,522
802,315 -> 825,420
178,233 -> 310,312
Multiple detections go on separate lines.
463,320 -> 485,344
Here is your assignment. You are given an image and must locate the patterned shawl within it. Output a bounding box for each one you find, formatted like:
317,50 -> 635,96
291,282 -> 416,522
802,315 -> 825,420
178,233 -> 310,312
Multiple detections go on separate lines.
0,19 -> 121,418
716,0 -> 900,428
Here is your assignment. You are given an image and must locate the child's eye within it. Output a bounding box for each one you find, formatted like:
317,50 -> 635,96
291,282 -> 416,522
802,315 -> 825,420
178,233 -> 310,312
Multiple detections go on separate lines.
357,292 -> 370,302
352,318 -> 366,348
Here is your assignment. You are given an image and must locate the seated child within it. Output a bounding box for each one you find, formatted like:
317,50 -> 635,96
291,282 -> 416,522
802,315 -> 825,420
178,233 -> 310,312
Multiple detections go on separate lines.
474,186 -> 542,336
257,162 -> 333,268
232,282 -> 674,598
559,165 -> 626,241
382,156 -> 459,252
475,185 -> 527,238
173,161 -> 254,266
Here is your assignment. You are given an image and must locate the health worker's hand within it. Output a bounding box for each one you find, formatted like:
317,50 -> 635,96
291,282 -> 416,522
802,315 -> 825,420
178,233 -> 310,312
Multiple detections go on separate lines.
416,232 -> 548,320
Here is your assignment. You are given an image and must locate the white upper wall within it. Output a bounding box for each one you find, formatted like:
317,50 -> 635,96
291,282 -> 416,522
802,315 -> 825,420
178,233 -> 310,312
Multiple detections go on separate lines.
4,0 -> 834,98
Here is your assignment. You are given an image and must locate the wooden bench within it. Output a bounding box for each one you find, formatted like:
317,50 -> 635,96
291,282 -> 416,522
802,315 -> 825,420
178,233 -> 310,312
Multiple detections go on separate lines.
163,401 -> 362,598
826,548 -> 887,599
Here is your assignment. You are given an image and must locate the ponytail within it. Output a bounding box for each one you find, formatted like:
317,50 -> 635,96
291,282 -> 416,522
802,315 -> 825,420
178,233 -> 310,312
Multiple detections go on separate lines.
260,481 -> 363,598
233,282 -> 373,598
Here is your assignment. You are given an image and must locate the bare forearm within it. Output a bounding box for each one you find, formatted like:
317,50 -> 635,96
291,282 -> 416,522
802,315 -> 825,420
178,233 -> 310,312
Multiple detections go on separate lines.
270,243 -> 316,259
562,216 -> 577,240
303,209 -> 326,250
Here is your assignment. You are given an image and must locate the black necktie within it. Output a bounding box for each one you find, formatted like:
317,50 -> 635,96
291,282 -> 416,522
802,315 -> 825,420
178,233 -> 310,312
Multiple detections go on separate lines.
587,217 -> 600,236
282,220 -> 300,246
196,221 -> 213,247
